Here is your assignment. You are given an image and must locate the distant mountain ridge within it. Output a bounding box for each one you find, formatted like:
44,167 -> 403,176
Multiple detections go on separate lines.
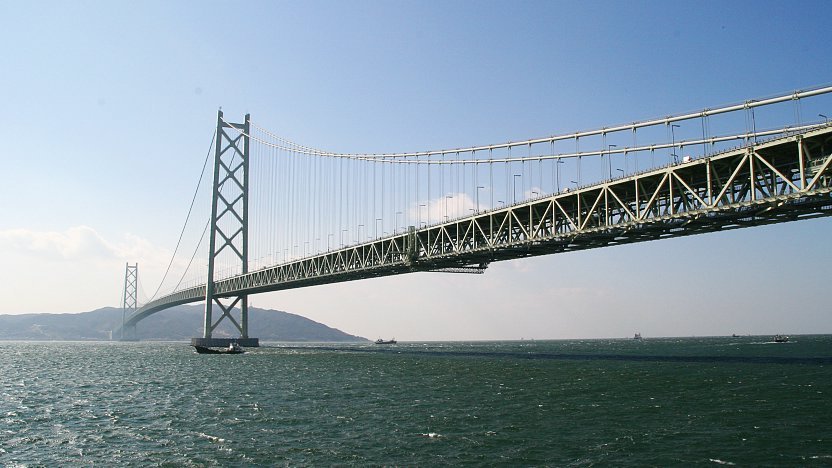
0,305 -> 368,342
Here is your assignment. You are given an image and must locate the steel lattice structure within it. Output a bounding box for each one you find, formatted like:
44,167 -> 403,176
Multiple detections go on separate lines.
198,111 -> 253,345
121,263 -> 138,340
123,124 -> 832,329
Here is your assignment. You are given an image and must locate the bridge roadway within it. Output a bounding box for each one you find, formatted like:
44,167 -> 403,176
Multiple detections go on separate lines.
125,125 -> 832,328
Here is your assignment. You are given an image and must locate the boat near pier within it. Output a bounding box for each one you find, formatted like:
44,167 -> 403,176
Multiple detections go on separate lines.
193,342 -> 245,354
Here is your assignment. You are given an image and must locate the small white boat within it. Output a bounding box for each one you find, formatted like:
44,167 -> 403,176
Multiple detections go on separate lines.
773,334 -> 789,343
193,342 -> 245,354
633,333 -> 643,340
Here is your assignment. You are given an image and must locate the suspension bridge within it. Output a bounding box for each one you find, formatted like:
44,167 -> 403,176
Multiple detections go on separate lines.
116,85 -> 832,346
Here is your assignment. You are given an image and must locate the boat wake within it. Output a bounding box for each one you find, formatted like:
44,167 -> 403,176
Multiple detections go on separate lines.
198,432 -> 227,443
709,458 -> 736,465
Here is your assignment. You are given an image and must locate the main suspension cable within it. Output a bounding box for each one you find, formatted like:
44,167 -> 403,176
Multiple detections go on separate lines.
148,131 -> 216,303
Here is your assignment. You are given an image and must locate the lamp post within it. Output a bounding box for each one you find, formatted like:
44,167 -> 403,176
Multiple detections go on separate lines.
445,195 -> 452,221
418,205 -> 426,227
625,149 -> 630,174
476,186 -> 484,212
358,224 -> 364,241
556,159 -> 564,192
395,212 -> 402,233
821,113 -> 829,124
671,124 -> 680,163
375,218 -> 382,238
340,229 -> 348,247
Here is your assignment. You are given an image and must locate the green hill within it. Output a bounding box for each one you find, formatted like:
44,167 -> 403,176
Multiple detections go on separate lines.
0,305 -> 367,342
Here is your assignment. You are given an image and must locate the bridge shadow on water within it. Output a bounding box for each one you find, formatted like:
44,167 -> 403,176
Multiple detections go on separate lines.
261,345 -> 832,365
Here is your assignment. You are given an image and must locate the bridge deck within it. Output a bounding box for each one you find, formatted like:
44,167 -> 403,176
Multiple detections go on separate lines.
125,125 -> 832,328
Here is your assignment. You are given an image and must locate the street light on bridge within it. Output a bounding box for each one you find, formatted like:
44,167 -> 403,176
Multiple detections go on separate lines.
476,186 -> 484,212
820,113 -> 829,124
671,124 -> 680,163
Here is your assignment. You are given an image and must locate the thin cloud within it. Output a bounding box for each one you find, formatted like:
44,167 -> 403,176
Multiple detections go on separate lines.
0,226 -> 200,308
409,192 -> 478,224
1,226 -> 118,261
0,226 -> 173,266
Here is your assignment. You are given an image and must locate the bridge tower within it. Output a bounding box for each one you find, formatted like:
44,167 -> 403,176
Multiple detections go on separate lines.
120,263 -> 138,340
192,110 -> 259,348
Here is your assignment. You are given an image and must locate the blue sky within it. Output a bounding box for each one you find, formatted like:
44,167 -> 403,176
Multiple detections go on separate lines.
1,0 -> 831,340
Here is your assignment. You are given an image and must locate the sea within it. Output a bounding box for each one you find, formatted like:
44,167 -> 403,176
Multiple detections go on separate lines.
2,336 -> 831,466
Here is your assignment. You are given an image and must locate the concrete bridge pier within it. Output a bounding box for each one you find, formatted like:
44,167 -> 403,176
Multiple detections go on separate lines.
121,323 -> 138,342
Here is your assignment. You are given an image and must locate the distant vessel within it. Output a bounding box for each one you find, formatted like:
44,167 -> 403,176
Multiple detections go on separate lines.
773,334 -> 789,343
732,334 -> 739,338
193,342 -> 245,354
375,338 -> 397,345
633,333 -> 643,340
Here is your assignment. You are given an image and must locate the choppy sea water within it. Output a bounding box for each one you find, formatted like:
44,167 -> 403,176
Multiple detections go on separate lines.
2,336 -> 831,466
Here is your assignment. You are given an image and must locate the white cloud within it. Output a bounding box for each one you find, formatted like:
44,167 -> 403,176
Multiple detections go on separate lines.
0,226 -> 196,313
404,186 -> 548,227
0,226 -> 174,266
0,226 -> 119,261
409,192 -> 478,224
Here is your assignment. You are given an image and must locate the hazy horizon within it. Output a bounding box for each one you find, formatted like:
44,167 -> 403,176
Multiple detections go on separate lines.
2,0 -> 831,341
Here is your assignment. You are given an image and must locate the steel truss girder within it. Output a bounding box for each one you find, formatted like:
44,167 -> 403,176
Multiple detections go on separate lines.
128,125 -> 832,326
